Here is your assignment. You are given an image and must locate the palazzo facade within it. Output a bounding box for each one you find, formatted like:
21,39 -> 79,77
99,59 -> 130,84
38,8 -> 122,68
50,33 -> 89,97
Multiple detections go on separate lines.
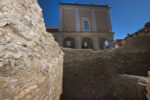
47,3 -> 114,50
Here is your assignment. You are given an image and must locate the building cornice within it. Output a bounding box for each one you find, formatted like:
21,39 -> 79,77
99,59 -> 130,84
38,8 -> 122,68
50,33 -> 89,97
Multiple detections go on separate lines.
58,3 -> 111,9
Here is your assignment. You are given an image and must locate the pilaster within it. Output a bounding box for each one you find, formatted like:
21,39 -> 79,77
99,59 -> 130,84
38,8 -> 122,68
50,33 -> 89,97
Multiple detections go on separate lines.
75,8 -> 80,32
75,37 -> 82,49
59,8 -> 63,32
91,9 -> 97,32
93,37 -> 100,50
106,10 -> 112,32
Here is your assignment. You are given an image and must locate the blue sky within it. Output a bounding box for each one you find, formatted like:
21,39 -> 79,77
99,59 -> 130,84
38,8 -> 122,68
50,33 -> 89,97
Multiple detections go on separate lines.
38,0 -> 150,40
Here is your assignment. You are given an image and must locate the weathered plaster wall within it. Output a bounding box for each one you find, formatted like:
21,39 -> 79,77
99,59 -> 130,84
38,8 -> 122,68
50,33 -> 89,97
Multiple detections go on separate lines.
0,0 -> 63,100
61,33 -> 150,100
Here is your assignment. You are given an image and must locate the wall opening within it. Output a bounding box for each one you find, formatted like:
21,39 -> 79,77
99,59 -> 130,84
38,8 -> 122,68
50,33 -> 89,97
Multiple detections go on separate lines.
63,37 -> 75,48
82,38 -> 93,49
105,40 -> 109,49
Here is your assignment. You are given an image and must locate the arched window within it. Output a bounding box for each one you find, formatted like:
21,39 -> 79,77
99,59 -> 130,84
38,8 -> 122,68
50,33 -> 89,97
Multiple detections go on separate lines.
63,37 -> 75,48
82,38 -> 93,49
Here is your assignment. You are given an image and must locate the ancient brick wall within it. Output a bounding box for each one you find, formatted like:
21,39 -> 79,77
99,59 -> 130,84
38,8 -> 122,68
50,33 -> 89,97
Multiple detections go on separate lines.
115,51 -> 150,76
114,75 -> 147,100
0,0 -> 63,100
62,48 -> 149,100
116,33 -> 150,76
123,33 -> 150,52
62,49 -> 117,100
62,33 -> 150,100
147,71 -> 150,100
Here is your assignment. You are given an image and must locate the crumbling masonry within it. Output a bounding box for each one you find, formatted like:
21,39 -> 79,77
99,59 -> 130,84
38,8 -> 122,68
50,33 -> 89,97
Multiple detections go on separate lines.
0,0 -> 63,100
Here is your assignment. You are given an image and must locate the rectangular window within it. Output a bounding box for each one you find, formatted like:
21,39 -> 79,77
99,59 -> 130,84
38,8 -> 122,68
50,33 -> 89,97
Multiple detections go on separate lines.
83,21 -> 89,32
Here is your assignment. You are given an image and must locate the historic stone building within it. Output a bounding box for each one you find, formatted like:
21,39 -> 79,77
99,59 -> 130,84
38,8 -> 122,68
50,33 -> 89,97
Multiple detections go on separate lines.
115,22 -> 150,48
47,3 -> 114,50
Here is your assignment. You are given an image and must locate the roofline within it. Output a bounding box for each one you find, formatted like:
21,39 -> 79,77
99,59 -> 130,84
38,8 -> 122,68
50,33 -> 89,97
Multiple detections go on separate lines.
58,3 -> 111,9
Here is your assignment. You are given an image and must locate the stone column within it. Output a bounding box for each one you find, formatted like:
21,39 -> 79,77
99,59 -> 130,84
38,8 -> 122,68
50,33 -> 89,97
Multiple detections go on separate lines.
57,37 -> 63,46
75,8 -> 80,32
106,10 -> 112,32
93,37 -> 100,50
75,37 -> 82,49
59,8 -> 63,32
108,32 -> 115,48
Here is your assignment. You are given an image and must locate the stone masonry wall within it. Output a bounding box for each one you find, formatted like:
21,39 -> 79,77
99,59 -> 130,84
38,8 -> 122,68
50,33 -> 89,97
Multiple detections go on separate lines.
147,71 -> 150,100
61,33 -> 150,100
62,48 -> 149,100
0,0 -> 63,100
